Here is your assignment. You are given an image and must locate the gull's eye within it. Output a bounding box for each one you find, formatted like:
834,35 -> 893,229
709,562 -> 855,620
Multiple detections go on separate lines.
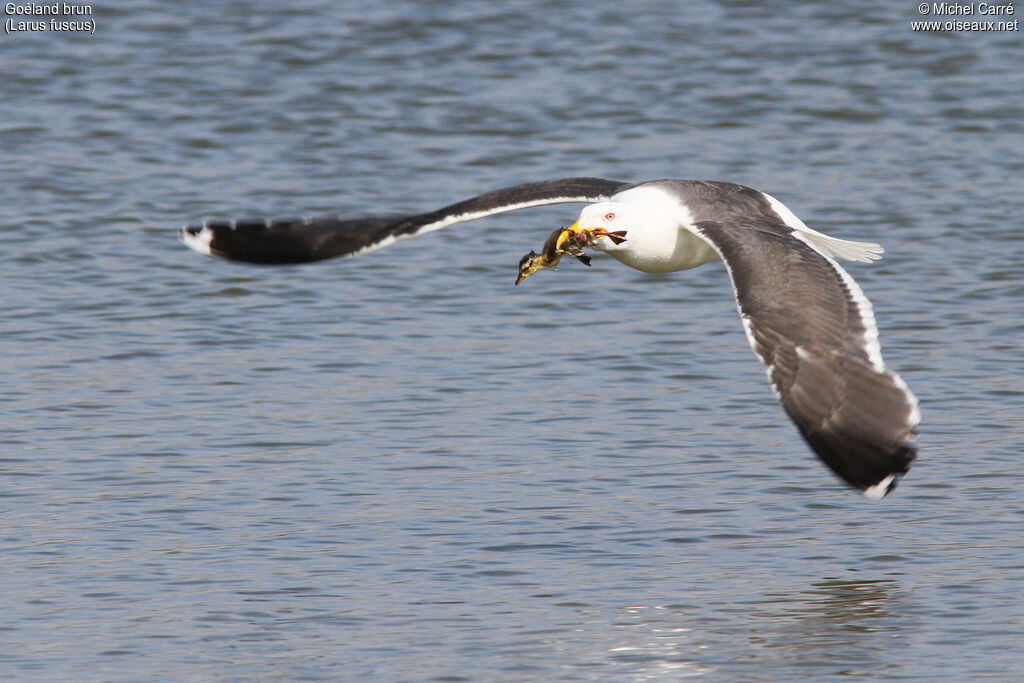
604,212 -> 616,222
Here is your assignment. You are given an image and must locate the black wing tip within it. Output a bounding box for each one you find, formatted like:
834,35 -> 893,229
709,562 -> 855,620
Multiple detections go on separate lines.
851,440 -> 917,500
179,216 -> 336,264
794,417 -> 919,500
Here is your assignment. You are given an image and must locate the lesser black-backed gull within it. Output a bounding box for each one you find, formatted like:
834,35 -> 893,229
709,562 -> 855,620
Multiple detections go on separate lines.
180,177 -> 919,498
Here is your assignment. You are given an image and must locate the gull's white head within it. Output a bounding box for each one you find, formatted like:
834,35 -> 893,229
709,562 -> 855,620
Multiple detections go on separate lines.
570,185 -> 717,273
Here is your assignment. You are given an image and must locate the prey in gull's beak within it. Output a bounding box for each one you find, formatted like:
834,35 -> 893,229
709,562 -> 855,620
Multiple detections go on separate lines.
515,250 -> 543,286
514,223 -> 627,285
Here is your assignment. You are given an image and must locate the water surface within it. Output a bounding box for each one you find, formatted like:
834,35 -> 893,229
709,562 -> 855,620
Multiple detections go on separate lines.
2,2 -> 1023,680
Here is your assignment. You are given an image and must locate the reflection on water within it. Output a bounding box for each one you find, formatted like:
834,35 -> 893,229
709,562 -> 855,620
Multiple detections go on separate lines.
745,578 -> 903,676
576,579 -> 905,681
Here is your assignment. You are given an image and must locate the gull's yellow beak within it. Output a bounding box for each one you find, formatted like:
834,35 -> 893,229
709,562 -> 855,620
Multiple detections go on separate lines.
558,224 -> 629,249
553,220 -> 580,251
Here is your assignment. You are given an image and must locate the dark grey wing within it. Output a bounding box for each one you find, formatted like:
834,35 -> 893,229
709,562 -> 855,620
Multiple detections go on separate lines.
179,177 -> 630,264
691,219 -> 919,498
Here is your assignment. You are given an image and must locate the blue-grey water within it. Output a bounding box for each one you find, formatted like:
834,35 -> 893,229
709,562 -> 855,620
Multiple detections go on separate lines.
3,1 -> 1023,680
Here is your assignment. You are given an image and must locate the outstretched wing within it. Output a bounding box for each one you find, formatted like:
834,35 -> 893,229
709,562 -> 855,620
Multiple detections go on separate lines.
179,177 -> 631,264
690,219 -> 919,498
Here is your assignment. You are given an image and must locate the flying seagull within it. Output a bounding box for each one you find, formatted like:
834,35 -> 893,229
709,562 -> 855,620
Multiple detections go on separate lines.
180,177 -> 919,498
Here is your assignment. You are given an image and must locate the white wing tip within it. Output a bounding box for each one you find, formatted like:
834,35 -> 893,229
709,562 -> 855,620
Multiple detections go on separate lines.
179,224 -> 214,256
862,473 -> 898,500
